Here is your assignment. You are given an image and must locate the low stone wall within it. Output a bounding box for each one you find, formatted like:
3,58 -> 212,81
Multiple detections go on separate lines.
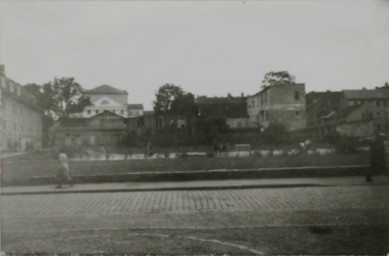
20,165 -> 377,186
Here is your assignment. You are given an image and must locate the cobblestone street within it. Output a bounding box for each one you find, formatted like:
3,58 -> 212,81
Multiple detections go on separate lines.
2,185 -> 389,254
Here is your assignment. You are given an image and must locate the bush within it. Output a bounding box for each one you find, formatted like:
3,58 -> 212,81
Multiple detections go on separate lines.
335,136 -> 358,154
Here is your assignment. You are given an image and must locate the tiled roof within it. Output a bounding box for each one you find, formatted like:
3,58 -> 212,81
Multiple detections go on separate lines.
86,84 -> 127,94
306,91 -> 343,106
342,89 -> 389,100
89,110 -> 125,120
127,104 -> 144,110
199,102 -> 248,118
0,75 -> 42,111
335,104 -> 363,119
196,96 -> 245,104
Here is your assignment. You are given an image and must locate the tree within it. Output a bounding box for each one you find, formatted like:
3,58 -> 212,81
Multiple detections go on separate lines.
262,71 -> 294,88
42,77 -> 91,121
171,93 -> 197,116
153,84 -> 184,114
171,93 -> 198,135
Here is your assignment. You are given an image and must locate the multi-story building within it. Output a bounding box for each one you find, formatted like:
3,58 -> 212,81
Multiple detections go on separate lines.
306,87 -> 389,139
342,88 -> 389,134
0,65 -> 43,152
246,83 -> 306,131
70,84 -> 143,118
53,110 -> 127,147
56,84 -> 144,147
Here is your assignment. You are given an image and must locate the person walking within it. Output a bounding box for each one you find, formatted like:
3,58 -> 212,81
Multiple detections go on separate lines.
56,148 -> 74,188
368,133 -> 387,182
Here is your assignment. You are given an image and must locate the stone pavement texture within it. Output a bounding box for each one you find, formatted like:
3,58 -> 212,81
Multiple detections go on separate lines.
2,183 -> 389,217
2,185 -> 389,254
2,175 -> 389,195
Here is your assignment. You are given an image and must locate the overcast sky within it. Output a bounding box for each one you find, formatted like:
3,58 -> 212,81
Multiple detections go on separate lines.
1,0 -> 388,109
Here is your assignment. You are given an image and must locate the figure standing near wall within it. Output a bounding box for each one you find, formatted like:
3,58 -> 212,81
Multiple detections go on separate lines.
56,148 -> 74,188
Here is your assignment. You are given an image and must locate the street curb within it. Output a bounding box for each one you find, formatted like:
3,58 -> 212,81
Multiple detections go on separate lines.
1,183 -> 328,195
4,182 -> 389,196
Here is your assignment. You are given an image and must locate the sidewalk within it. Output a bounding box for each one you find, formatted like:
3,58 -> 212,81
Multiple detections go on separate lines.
2,176 -> 388,195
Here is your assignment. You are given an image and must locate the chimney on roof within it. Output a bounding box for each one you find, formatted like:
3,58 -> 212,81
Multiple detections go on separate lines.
0,65 -> 4,76
227,93 -> 232,98
241,92 -> 244,98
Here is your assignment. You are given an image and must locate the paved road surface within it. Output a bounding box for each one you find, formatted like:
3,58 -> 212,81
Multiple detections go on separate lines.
2,185 -> 389,254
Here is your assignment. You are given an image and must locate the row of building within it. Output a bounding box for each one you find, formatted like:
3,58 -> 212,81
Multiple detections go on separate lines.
1,63 -> 388,151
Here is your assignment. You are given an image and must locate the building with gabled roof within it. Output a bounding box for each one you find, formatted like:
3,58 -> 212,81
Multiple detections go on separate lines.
53,110 -> 127,148
85,84 -> 128,95
70,84 -> 144,118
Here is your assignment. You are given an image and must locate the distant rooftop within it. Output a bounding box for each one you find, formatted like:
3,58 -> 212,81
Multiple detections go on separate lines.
342,89 -> 389,100
335,104 -> 363,119
86,84 -> 127,95
196,95 -> 245,104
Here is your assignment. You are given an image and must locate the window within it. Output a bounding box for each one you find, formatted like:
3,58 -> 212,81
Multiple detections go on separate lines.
96,110 -> 99,114
294,92 -> 300,101
265,111 -> 269,121
87,110 -> 91,114
376,101 -> 381,108
121,109 -> 124,114
295,111 -> 300,119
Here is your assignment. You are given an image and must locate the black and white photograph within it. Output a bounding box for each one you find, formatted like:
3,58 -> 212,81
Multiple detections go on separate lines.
0,0 -> 388,255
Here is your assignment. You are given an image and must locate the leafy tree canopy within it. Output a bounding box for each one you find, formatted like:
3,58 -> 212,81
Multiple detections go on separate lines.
25,77 -> 91,122
262,71 -> 294,88
153,84 -> 185,114
170,93 -> 197,116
